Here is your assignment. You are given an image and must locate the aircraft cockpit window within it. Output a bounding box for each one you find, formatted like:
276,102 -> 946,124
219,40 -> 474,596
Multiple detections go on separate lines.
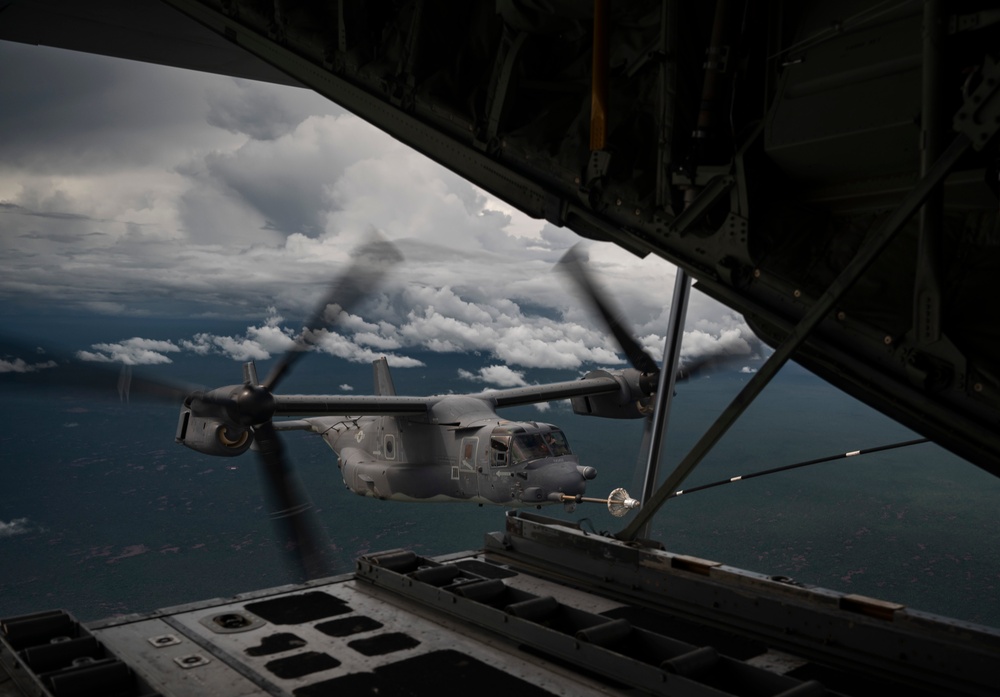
544,430 -> 571,456
510,430 -> 572,465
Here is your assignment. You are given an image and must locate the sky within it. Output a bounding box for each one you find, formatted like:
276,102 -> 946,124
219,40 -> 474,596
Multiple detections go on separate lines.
0,40 -> 762,383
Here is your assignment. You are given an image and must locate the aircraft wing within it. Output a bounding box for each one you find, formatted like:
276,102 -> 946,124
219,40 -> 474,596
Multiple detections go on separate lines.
486,376 -> 622,410
272,376 -> 626,416
5,1 -> 1000,477
273,394 -> 429,417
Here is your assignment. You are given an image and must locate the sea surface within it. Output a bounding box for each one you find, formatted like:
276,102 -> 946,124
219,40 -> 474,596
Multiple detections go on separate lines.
1,316 -> 998,628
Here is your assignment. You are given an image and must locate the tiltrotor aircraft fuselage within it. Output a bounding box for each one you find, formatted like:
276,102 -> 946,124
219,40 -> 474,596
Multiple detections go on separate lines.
176,357 -> 645,513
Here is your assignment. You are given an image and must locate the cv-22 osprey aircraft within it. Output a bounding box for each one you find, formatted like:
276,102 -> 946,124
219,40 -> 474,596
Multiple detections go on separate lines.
164,240 -> 678,578
172,243 -> 652,534
178,354 -> 642,514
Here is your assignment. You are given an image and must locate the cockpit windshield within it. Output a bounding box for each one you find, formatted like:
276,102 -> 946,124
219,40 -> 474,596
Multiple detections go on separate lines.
509,430 -> 571,465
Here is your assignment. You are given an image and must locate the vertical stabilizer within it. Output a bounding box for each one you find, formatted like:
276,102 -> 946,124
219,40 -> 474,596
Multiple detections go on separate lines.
372,357 -> 397,396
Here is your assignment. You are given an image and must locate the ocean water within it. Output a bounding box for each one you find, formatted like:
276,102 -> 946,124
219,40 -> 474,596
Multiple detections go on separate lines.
1,324 -> 998,628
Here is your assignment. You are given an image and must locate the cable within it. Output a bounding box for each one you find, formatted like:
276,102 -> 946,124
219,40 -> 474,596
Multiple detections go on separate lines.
669,438 -> 930,499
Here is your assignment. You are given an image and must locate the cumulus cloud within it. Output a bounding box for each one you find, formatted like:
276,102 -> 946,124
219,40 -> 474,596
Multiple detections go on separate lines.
682,328 -> 752,361
458,365 -> 528,387
60,274 -> 762,375
186,333 -> 272,362
312,331 -> 425,368
0,357 -> 58,373
181,323 -> 297,362
0,518 -> 31,538
205,79 -> 322,141
77,338 -> 181,365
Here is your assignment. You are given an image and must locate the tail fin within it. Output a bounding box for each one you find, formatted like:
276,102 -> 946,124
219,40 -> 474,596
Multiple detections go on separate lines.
372,357 -> 397,396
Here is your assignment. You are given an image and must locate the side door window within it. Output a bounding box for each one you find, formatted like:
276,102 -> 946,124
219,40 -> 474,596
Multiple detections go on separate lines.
460,437 -> 478,473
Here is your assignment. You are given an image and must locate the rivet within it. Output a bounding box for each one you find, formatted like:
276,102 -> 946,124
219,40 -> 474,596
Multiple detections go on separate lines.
793,289 -> 801,298
574,177 -> 581,184
837,311 -> 846,321
974,382 -> 984,392
884,335 -> 893,345
634,208 -> 642,216
753,269 -> 761,278
615,198 -> 622,206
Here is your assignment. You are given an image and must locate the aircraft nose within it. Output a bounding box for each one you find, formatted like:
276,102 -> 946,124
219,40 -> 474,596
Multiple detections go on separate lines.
578,466 -> 597,480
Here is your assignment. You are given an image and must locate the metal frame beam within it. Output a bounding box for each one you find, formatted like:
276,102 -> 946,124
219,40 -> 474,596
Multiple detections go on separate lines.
618,130 -> 973,541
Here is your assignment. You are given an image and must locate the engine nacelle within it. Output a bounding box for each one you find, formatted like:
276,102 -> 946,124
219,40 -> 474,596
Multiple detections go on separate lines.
571,369 -> 651,419
175,406 -> 253,457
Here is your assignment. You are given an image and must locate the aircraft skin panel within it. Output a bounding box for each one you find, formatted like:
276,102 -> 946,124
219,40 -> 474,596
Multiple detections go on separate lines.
5,525 -> 995,697
273,394 -> 430,416
315,408 -> 589,506
0,0 -> 300,85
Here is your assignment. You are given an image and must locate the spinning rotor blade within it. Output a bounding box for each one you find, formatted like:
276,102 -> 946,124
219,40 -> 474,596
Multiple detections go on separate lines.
221,381 -> 332,580
676,351 -> 746,382
263,236 -> 403,391
557,245 -> 659,374
557,246 -> 749,387
250,237 -> 401,579
5,238 -> 403,584
253,420 -> 332,580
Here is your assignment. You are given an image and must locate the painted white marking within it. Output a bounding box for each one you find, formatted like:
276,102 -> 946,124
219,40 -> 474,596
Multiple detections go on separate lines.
846,450 -> 861,457
730,476 -> 742,482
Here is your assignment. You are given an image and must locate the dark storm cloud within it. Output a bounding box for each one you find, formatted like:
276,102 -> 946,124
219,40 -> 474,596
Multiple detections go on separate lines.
0,44 -> 219,173
0,43 -> 341,174
184,111 -> 399,237
201,147 -> 333,236
0,201 -> 92,221
206,80 -> 320,140
0,41 -> 761,371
